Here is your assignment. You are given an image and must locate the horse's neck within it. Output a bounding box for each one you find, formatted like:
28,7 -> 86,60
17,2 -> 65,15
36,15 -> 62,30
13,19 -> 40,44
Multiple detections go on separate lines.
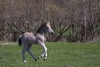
35,31 -> 46,42
38,30 -> 46,38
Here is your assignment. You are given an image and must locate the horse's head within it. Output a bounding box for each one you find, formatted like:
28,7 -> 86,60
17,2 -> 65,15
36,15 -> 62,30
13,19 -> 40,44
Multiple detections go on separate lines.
36,22 -> 54,34
45,22 -> 54,34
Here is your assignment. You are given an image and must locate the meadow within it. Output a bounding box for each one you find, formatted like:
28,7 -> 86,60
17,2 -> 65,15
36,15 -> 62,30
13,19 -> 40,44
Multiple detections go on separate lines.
0,41 -> 100,67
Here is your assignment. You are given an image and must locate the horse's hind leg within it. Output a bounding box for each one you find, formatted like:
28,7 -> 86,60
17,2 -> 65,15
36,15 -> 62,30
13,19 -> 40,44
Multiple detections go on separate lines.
22,43 -> 28,63
26,44 -> 37,61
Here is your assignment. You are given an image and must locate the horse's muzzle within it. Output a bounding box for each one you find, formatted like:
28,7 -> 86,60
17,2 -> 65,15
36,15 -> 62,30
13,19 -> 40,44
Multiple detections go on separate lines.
50,31 -> 54,34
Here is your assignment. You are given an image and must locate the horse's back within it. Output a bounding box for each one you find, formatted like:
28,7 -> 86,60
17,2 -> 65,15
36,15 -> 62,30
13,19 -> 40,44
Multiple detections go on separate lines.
22,32 -> 37,44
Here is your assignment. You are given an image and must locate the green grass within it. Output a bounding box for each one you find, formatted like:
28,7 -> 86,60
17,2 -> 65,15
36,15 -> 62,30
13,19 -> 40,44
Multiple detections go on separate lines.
0,41 -> 100,67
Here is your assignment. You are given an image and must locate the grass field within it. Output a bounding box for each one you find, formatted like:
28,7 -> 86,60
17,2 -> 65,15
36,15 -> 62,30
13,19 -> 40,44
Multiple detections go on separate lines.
0,41 -> 100,67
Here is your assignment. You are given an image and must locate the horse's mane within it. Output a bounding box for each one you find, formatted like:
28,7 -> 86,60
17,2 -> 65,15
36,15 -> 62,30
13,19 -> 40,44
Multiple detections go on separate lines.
36,23 -> 46,33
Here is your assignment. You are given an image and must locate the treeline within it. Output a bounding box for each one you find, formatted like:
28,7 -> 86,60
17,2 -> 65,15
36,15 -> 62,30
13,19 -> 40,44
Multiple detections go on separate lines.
0,0 -> 100,42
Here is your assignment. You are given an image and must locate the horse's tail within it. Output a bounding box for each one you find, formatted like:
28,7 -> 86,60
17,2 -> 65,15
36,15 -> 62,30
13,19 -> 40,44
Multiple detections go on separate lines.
18,35 -> 22,47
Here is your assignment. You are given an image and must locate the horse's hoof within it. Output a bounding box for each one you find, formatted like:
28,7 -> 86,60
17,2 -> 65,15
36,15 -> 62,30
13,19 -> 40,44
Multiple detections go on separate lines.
38,57 -> 40,60
24,60 -> 27,63
35,59 -> 37,61
44,59 -> 46,61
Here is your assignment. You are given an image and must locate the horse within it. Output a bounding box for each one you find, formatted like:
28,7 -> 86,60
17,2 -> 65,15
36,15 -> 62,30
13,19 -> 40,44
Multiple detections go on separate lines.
18,22 -> 54,63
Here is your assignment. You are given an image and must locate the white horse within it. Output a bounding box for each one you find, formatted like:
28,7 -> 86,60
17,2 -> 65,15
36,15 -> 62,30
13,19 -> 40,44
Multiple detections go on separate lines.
18,22 -> 54,63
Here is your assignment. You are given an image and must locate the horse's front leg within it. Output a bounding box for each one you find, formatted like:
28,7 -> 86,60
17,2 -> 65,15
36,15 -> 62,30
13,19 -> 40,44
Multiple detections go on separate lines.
38,41 -> 47,60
